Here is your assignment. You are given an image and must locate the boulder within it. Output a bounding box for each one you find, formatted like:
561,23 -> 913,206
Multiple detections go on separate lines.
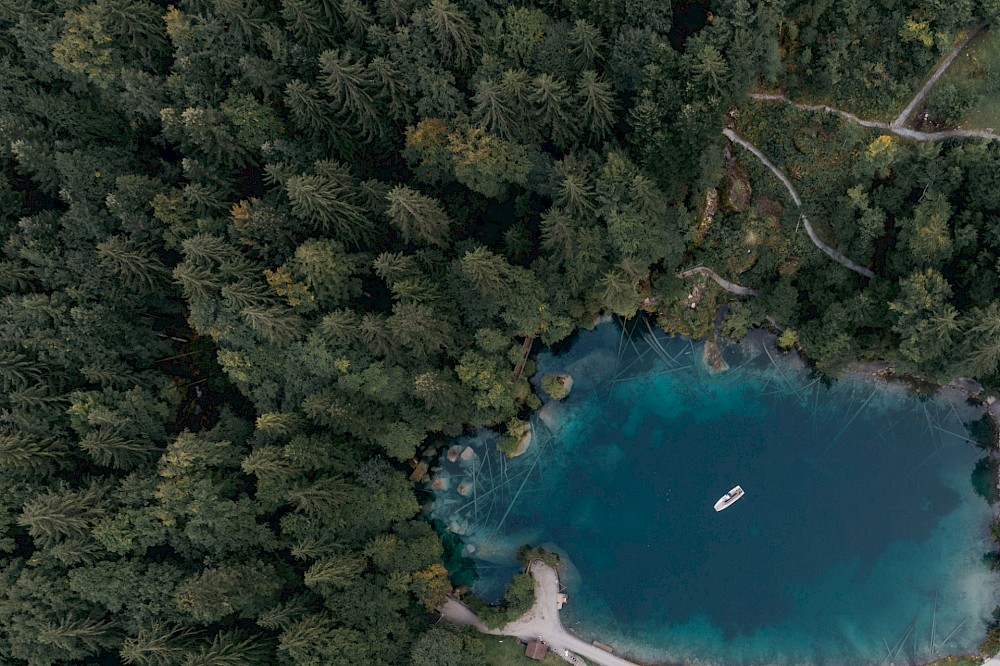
408,461 -> 429,482
459,446 -> 478,463
508,426 -> 532,458
702,340 -> 729,373
446,444 -> 461,463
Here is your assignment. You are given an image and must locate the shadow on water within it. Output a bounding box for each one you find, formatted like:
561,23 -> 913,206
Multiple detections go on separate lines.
972,456 -> 1000,504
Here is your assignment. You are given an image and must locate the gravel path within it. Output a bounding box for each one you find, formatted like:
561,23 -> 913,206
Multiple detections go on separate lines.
677,266 -> 759,296
722,128 -> 877,279
439,560 -> 643,666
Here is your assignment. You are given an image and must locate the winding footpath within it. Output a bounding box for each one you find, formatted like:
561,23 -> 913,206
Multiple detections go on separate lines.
440,560 -> 642,666
676,266 -> 759,297
722,128 -> 877,279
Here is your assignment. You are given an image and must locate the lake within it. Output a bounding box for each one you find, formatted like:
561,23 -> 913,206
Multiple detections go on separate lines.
430,320 -> 999,665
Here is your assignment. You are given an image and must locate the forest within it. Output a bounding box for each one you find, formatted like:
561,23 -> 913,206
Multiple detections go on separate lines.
0,0 -> 999,663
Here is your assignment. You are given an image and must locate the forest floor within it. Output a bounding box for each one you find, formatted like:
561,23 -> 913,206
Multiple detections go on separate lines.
440,560 -> 641,666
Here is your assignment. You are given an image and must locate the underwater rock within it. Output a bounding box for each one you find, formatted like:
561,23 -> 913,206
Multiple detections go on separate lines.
459,446 -> 478,463
465,543 -> 476,554
566,348 -> 616,389
430,474 -> 450,491
446,444 -> 462,463
457,482 -> 472,496
948,377 -> 984,396
538,399 -> 567,433
702,339 -> 729,373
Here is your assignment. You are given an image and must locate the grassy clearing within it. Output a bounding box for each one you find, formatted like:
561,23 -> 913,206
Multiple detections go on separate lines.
926,27 -> 1000,129
480,634 -> 591,666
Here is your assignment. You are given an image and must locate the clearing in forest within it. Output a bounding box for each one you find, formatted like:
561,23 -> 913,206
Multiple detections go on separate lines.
923,27 -> 1000,130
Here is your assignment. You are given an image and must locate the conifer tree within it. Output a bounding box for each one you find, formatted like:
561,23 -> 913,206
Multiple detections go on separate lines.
18,483 -> 109,549
569,19 -> 604,68
530,73 -> 577,147
577,70 -> 616,140
318,49 -> 380,138
120,623 -> 198,666
96,236 -> 169,291
281,0 -> 329,48
285,172 -> 371,245
385,185 -> 452,247
422,0 -> 477,67
472,78 -> 515,140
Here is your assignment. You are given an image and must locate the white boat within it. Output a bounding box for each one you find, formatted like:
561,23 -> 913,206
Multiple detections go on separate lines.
714,485 -> 745,511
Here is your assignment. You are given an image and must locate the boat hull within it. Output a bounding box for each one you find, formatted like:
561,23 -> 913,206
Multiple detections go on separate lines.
714,485 -> 745,511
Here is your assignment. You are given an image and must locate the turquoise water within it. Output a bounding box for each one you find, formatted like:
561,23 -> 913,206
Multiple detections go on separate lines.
431,321 -> 1000,665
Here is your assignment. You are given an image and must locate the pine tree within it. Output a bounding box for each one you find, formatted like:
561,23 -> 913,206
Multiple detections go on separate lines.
96,236 -> 169,291
78,428 -> 152,470
500,69 -> 533,131
288,477 -> 352,515
304,556 -> 365,591
554,163 -> 598,219
460,247 -> 513,297
255,412 -> 302,439
241,305 -> 306,345
18,484 -> 109,548
385,185 -> 452,247
120,623 -> 198,666
284,79 -> 338,143
181,234 -> 240,267
690,43 -> 730,95
318,49 -> 380,139
359,312 -> 394,358
0,350 -> 43,390
369,56 -> 412,119
422,0 -> 477,67
530,74 -> 576,147
0,431 -> 66,474
281,0 -> 328,49
172,261 -> 222,301
540,207 -> 576,264
338,0 -> 373,37
577,70 -> 616,140
471,78 -> 515,140
38,615 -> 119,660
285,173 -> 370,245
184,629 -> 271,666
569,19 -> 604,68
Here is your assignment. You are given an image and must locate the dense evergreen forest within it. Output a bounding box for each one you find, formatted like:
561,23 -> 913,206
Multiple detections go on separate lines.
1,0 -> 1000,663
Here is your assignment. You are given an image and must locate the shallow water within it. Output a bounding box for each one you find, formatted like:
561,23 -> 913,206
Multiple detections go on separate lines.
430,322 -> 1000,666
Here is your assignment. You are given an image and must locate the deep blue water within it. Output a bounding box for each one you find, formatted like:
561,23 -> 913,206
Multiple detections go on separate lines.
431,322 -> 999,665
